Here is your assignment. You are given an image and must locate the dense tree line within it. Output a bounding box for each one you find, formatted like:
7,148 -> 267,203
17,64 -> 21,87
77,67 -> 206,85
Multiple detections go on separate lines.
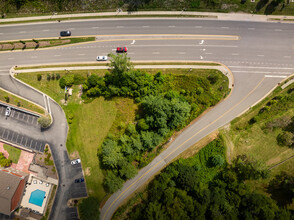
125,138 -> 293,220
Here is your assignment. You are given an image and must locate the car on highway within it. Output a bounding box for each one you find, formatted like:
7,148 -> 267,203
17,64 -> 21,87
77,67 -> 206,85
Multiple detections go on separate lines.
5,107 -> 11,117
74,178 -> 85,183
60,31 -> 71,37
71,158 -> 81,165
116,47 -> 127,53
96,56 -> 108,61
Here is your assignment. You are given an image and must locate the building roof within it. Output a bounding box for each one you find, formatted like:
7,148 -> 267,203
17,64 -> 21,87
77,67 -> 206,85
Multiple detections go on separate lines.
0,169 -> 28,216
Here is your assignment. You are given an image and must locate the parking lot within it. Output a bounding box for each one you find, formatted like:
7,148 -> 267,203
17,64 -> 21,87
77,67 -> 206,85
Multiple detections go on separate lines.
0,104 -> 40,127
0,127 -> 45,152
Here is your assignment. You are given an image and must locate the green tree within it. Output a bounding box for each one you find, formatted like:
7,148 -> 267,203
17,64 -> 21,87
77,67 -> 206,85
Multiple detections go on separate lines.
78,197 -> 100,220
277,131 -> 294,147
37,74 -> 42,81
104,172 -> 124,193
101,139 -> 123,168
59,74 -> 74,88
37,116 -> 51,128
108,53 -> 133,76
0,153 -> 12,167
47,74 -> 51,81
210,154 -> 225,167
118,160 -> 138,179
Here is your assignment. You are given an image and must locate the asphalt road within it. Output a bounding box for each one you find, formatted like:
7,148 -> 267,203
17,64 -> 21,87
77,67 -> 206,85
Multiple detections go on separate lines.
0,18 -> 293,220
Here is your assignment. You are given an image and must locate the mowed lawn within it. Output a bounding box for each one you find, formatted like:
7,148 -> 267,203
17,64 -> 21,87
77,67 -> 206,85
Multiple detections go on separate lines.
3,144 -> 21,163
66,97 -> 117,199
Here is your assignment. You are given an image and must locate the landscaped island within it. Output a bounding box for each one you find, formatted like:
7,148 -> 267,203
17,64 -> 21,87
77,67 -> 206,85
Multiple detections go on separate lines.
16,54 -> 230,219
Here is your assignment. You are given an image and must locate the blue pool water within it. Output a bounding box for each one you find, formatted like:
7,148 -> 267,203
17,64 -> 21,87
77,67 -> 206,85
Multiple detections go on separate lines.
29,189 -> 46,207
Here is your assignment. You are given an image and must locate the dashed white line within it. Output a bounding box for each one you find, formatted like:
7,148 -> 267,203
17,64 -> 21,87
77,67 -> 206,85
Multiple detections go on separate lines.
232,53 -> 239,56
221,27 -> 229,29
284,56 -> 291,58
19,31 -> 27,33
54,55 -> 61,57
179,52 -> 186,54
168,26 -> 176,28
116,26 -> 124,28
265,75 -> 287,78
257,55 -> 264,57
195,26 -> 202,28
92,27 -> 99,29
69,28 -> 75,30
142,26 -> 150,28
78,54 -> 85,56
205,52 -> 213,55
274,29 -> 282,31
31,56 -> 37,58
152,52 -> 160,54
8,58 -> 14,60
248,28 -> 255,30
42,30 -> 50,32
0,33 -> 3,35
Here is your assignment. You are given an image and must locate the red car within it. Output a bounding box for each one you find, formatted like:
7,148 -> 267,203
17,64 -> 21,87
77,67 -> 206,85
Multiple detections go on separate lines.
116,47 -> 127,53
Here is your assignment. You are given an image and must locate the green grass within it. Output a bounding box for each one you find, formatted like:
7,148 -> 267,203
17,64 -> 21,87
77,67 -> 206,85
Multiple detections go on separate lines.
0,88 -> 45,114
3,144 -> 21,163
0,37 -> 95,51
16,67 -> 229,201
223,83 -> 294,176
14,62 -> 220,70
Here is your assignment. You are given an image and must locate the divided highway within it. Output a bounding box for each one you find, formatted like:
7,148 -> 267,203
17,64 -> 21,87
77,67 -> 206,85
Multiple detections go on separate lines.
0,17 -> 293,220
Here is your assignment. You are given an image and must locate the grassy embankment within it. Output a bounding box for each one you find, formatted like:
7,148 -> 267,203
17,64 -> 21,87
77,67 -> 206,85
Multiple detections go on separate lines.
0,37 -> 95,51
3,144 -> 21,163
0,88 -> 45,114
16,67 -> 229,201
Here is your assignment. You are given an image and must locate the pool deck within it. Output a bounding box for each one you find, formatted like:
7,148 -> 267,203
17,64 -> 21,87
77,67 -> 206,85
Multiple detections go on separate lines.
20,175 -> 52,214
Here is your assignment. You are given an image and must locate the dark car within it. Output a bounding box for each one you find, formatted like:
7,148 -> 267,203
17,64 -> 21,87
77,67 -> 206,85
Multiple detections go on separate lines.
116,47 -> 127,53
60,31 -> 71,37
74,178 -> 85,183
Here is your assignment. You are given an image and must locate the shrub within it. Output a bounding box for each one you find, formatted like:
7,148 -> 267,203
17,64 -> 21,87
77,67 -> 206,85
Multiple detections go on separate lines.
277,131 -> 294,147
37,116 -> 51,128
37,74 -> 42,81
59,75 -> 74,88
51,73 -> 55,80
209,154 -> 225,167
47,74 -> 51,81
78,197 -> 100,220
4,96 -> 9,103
56,73 -> 61,80
104,172 -> 124,193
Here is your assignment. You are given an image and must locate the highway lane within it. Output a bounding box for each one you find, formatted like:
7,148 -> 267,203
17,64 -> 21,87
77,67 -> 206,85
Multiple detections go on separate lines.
0,18 -> 293,220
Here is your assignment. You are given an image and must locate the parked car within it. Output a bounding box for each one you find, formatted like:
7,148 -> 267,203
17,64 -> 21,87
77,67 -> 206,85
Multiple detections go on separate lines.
116,47 -> 127,53
60,31 -> 71,37
74,178 -> 85,183
5,107 -> 11,117
71,158 -> 81,165
96,56 -> 108,61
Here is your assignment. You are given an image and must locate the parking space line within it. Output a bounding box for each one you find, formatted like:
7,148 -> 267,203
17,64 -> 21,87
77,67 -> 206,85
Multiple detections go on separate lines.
3,130 -> 8,139
0,128 -> 4,136
0,107 -> 3,114
11,110 -> 15,117
7,131 -> 12,140
25,137 -> 28,146
29,139 -> 33,148
18,113 -> 23,120
23,115 -> 28,122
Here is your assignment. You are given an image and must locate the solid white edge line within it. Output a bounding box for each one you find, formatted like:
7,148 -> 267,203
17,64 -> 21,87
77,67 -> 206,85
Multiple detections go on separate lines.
264,75 -> 287,78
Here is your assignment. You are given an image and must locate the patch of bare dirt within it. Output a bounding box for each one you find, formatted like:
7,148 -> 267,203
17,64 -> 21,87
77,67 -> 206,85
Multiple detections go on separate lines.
39,41 -> 50,46
267,157 -> 281,165
69,151 -> 80,160
85,167 -> 91,176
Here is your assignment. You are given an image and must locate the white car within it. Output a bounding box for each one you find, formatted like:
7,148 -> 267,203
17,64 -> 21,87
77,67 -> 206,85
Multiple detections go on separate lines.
96,56 -> 107,61
71,158 -> 81,165
5,107 -> 11,117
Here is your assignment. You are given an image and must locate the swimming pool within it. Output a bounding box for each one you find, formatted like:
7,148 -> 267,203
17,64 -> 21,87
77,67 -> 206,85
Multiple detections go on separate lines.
29,189 -> 46,207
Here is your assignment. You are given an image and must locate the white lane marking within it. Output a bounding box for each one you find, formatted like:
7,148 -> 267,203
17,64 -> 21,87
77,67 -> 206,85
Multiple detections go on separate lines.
127,52 -> 135,55
168,26 -> 176,28
8,58 -> 14,60
257,55 -> 264,57
132,44 -> 238,48
233,71 -> 291,74
195,26 -> 202,28
248,28 -> 255,30
152,52 -> 160,54
221,27 -> 229,29
232,53 -> 239,56
54,55 -> 61,57
43,30 -> 50,32
265,75 -> 287,78
200,56 -> 203,60
0,33 -> 3,35
284,56 -> 291,58
116,26 -> 124,28
228,66 -> 294,70
78,54 -> 85,56
274,29 -> 282,31
131,40 -> 136,45
201,49 -> 206,51
69,28 -> 75,30
112,49 -> 116,51
199,40 -> 204,45
19,31 -> 27,33
142,26 -> 150,28
31,56 -> 37,58
205,52 -> 213,55
92,27 -> 99,29
179,52 -> 186,54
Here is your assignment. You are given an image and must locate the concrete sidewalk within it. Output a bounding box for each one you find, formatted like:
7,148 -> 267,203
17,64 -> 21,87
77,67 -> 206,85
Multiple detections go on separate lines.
1,11 -> 294,24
